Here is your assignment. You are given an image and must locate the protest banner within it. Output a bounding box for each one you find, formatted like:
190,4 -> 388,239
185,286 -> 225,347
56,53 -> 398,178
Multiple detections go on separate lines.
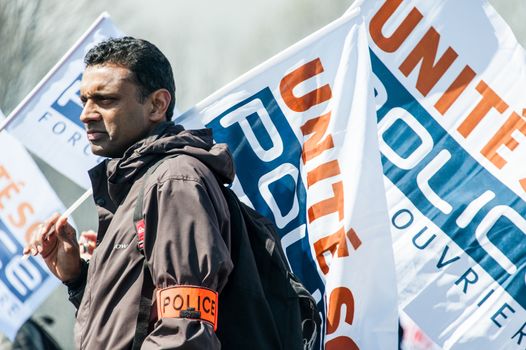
0,109 -> 69,340
177,8 -> 398,349
353,0 -> 526,348
2,13 -> 122,189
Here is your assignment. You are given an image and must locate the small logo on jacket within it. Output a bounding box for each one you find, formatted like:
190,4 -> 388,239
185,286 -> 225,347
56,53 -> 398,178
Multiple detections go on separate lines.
135,219 -> 145,251
114,243 -> 128,250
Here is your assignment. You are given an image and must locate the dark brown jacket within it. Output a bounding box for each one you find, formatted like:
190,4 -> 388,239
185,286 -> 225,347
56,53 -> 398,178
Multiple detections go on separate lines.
68,122 -> 234,349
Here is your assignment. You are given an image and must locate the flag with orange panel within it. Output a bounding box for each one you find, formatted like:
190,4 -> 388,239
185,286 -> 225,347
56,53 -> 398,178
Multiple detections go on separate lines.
177,8 -> 398,350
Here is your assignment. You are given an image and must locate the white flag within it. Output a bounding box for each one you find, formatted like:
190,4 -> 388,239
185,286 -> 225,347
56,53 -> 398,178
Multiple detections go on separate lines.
4,13 -> 122,189
177,8 -> 398,349
359,0 -> 526,348
0,109 -> 68,340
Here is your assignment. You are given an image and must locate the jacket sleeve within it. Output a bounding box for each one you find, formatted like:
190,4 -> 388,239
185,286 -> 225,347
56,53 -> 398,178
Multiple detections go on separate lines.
140,162 -> 233,349
64,259 -> 89,309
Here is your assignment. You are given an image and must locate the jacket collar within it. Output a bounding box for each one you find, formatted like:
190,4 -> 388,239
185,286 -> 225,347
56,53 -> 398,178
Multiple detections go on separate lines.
88,121 -> 235,207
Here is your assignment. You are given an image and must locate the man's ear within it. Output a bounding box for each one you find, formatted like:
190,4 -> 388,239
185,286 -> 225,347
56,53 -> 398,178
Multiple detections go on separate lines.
148,89 -> 171,122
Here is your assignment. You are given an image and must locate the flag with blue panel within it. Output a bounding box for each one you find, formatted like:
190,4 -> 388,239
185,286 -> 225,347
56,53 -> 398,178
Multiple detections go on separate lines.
0,128 -> 68,340
177,7 -> 399,349
357,0 -> 526,348
5,13 -> 122,189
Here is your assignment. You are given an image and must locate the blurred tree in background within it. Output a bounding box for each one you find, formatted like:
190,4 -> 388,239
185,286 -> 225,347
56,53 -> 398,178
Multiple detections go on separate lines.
0,1 -> 42,113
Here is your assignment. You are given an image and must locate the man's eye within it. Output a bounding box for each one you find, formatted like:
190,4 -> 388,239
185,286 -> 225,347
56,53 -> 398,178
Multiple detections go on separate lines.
100,98 -> 115,105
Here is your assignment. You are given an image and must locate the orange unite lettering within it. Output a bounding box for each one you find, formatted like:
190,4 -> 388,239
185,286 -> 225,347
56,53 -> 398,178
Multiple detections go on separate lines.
435,65 -> 477,115
0,165 -> 10,179
301,112 -> 334,163
325,287 -> 359,350
327,287 -> 355,334
280,58 -> 332,112
369,0 -> 423,53
306,160 -> 340,187
313,226 -> 361,274
308,181 -> 343,223
399,27 -> 458,96
327,287 -> 356,334
457,80 -> 508,138
481,111 -> 526,169
7,202 -> 34,228
326,337 -> 359,350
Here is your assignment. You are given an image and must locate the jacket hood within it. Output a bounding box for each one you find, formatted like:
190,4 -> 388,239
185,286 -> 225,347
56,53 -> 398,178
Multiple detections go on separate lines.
102,122 -> 235,188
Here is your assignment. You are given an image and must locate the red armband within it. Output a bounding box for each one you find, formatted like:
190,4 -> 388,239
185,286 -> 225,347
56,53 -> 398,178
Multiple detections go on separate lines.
156,285 -> 218,331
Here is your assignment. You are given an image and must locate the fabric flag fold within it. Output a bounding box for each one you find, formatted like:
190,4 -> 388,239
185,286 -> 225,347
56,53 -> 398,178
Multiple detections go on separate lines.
177,8 -> 398,349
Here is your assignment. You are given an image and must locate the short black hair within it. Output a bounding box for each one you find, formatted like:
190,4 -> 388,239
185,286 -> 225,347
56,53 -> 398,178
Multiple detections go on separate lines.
84,36 -> 176,120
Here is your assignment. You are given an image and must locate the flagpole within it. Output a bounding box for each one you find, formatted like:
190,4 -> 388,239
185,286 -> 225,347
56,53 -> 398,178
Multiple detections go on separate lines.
61,188 -> 94,222
22,187 -> 93,259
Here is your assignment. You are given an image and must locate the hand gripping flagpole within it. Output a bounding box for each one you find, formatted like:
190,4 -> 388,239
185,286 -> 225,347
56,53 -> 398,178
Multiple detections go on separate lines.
23,187 -> 93,259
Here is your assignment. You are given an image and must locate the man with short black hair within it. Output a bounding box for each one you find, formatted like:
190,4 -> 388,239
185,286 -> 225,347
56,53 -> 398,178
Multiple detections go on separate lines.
25,36 -> 234,349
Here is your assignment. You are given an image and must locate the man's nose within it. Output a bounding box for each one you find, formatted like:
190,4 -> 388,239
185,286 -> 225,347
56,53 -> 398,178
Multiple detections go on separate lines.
80,101 -> 101,123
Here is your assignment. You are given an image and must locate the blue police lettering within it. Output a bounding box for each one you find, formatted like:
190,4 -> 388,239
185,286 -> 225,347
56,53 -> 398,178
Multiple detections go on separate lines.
373,49 -> 526,345
374,52 -> 526,306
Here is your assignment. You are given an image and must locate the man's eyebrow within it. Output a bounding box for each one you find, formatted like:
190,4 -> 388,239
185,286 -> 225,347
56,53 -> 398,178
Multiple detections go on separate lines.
80,92 -> 116,100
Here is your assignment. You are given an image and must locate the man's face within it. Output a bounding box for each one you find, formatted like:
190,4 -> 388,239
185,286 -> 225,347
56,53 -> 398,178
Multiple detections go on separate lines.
80,64 -> 153,158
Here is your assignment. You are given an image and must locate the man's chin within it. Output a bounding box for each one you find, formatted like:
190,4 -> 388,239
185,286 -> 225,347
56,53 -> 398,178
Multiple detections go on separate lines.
89,144 -> 111,158
90,145 -> 126,159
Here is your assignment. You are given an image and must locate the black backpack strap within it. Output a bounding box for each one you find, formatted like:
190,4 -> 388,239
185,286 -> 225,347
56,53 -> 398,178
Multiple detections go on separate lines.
131,157 -> 173,349
132,261 -> 154,350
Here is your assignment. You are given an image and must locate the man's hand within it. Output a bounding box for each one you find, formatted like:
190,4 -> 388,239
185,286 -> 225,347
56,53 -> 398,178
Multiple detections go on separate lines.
23,213 -> 82,283
79,230 -> 97,260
